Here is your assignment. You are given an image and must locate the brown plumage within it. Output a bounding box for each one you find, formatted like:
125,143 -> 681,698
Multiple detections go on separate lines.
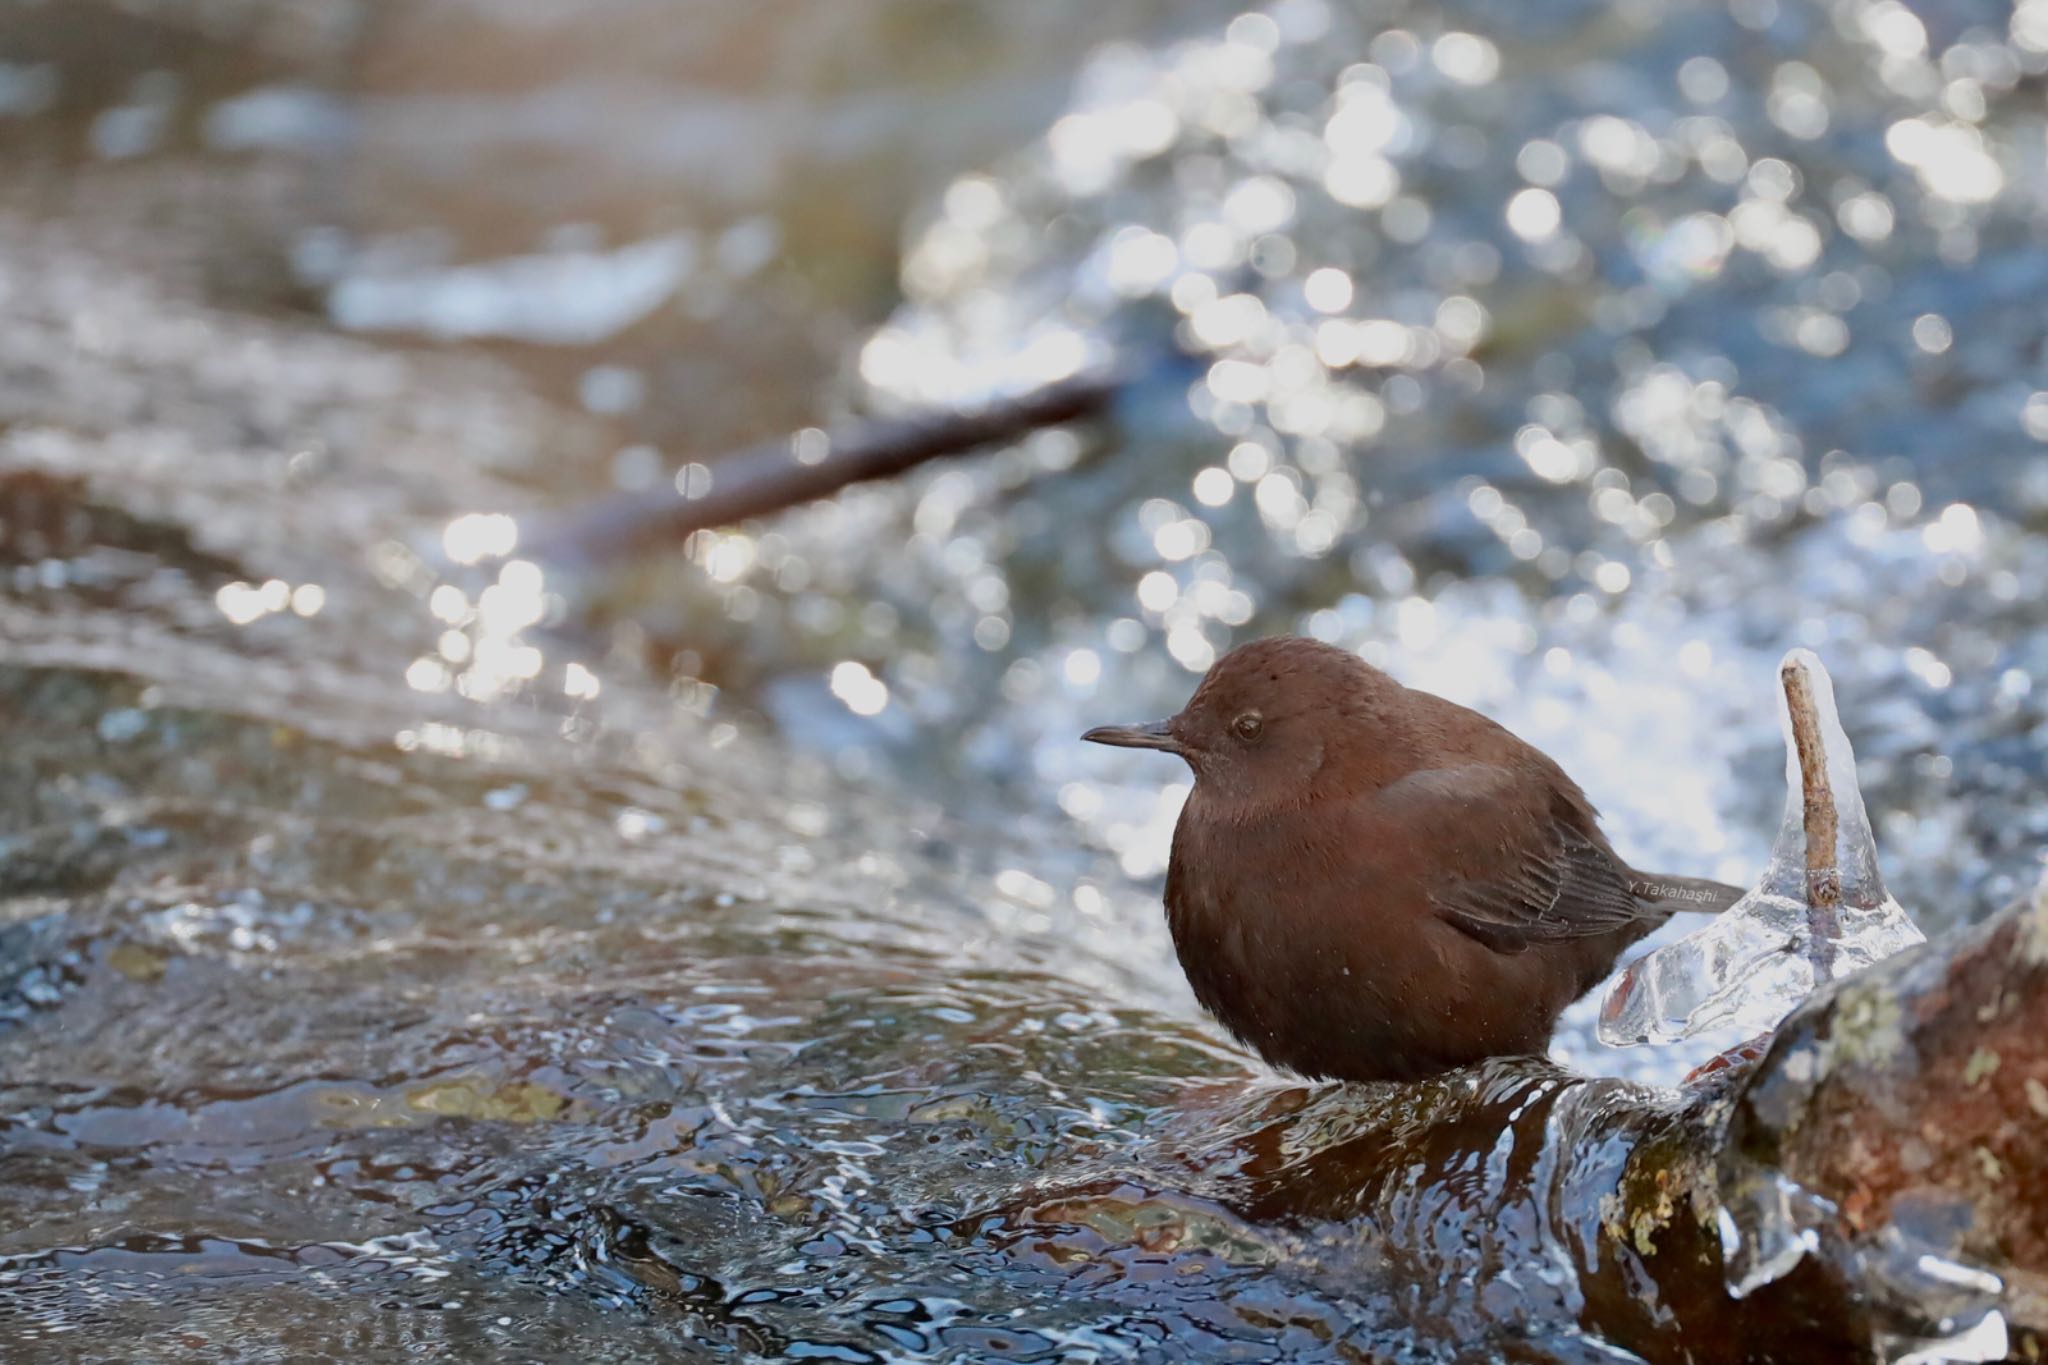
1083,636 -> 1743,1083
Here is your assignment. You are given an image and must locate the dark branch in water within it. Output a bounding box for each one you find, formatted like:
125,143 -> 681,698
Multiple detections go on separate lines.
528,367 -> 1127,569
1781,655 -> 1841,977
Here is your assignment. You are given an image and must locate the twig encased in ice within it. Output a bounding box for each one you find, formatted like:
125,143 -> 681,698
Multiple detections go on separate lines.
1599,650 -> 1924,1046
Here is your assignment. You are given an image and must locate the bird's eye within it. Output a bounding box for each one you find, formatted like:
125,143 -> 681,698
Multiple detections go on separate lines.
1232,711 -> 1264,741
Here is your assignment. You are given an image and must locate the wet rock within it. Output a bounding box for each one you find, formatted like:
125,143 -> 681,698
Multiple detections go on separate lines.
1720,872 -> 2048,1356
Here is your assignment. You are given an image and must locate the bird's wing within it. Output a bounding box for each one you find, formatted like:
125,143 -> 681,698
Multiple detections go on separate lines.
1367,764 -> 1654,954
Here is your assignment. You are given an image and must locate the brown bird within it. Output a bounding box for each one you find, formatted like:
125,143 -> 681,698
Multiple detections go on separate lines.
1082,636 -> 1744,1083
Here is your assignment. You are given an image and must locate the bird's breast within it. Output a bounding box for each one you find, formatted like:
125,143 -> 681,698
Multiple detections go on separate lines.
1162,802 -> 1575,1082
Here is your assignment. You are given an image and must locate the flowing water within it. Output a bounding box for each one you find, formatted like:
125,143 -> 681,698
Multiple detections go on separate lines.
2,0 -> 2046,1360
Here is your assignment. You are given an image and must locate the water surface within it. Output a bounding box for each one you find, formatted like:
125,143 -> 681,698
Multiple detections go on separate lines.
3,0 -> 2047,1359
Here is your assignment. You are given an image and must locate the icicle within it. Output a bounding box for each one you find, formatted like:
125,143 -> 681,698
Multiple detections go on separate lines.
1599,649 -> 1925,1047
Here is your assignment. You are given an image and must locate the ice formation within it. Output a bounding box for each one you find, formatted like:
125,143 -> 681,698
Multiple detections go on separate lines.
1600,650 -> 1925,1046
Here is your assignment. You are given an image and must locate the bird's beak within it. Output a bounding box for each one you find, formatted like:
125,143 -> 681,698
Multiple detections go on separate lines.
1082,718 -> 1183,753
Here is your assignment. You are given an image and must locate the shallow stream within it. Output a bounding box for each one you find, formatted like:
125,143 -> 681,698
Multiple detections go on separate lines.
3,0 -> 2046,1359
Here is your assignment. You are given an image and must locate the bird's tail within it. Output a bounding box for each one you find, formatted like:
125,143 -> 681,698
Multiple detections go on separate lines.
1625,871 -> 1747,913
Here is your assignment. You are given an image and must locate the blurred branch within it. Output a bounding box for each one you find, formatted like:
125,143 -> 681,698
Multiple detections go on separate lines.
528,366 -> 1127,569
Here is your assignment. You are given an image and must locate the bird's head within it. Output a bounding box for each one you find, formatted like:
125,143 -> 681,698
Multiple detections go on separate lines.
1083,636 -> 1401,804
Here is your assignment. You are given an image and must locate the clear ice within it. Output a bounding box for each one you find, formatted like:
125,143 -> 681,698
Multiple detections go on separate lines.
1715,1170 -> 2011,1364
1599,650 -> 1925,1047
